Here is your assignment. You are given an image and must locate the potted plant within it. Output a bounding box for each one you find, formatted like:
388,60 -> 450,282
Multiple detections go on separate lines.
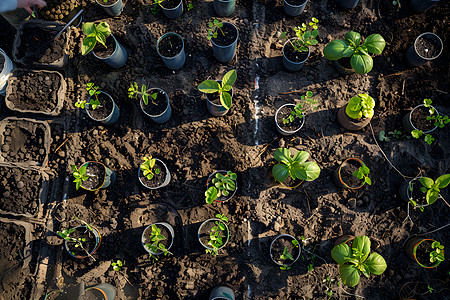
323,31 -> 386,75
213,0 -> 235,17
142,222 -> 174,260
138,156 -> 171,189
279,17 -> 319,71
269,234 -> 301,270
399,174 -> 450,211
334,0 -> 360,9
331,235 -> 387,287
128,82 -> 172,123
96,0 -> 124,17
283,0 -> 308,16
403,99 -> 447,145
334,158 -> 371,189
152,0 -> 183,19
275,91 -> 318,136
272,148 -> 321,186
156,32 -> 185,70
71,162 -> 116,191
209,286 -> 235,300
337,93 -> 375,131
198,214 -> 230,256
205,170 -> 237,204
405,238 -> 444,268
57,218 -> 101,260
207,19 -> 239,63
75,82 -> 120,125
198,69 -> 237,117
0,48 -> 13,96
406,32 -> 443,67
81,22 -> 128,69
409,0 -> 441,12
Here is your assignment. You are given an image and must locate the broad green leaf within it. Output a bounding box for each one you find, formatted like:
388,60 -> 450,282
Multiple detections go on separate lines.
205,187 -> 218,204
220,92 -> 232,110
222,70 -> 237,88
346,96 -> 363,119
272,164 -> 290,182
198,80 -> 221,93
345,31 -> 361,47
352,236 -> 371,261
303,161 -> 321,181
82,22 -> 96,35
363,34 -> 386,55
436,174 -> 450,188
323,40 -> 353,60
339,264 -> 360,287
419,177 -> 434,188
426,189 -> 439,205
96,22 -> 111,37
81,36 -> 96,55
350,53 -> 373,74
292,151 -> 309,163
290,165 -> 307,181
331,243 -> 352,265
364,252 -> 387,275
273,148 -> 291,164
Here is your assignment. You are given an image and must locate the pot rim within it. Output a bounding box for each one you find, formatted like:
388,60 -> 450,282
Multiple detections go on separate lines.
198,218 -> 230,250
140,88 -> 170,118
80,161 -> 107,191
160,0 -> 182,11
93,34 -> 119,60
206,170 -> 238,202
412,238 -> 443,268
337,157 -> 365,189
142,222 -> 175,255
283,0 -> 308,8
138,158 -> 170,189
405,177 -> 430,208
156,32 -> 184,59
64,225 -> 101,259
86,90 -> 117,122
275,103 -> 305,134
408,104 -> 439,134
210,22 -> 239,48
269,234 -> 301,266
282,39 -> 311,64
95,0 -> 121,8
413,32 -> 443,61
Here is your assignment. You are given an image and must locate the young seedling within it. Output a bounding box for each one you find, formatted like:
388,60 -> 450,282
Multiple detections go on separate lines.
128,82 -> 158,106
111,260 -> 134,287
205,214 -> 229,256
71,164 -> 90,190
81,22 -> 111,56
187,2 -> 193,11
205,171 -> 237,204
198,69 -> 237,110
353,163 -> 372,186
207,19 -> 225,40
145,224 -> 171,261
280,239 -> 299,270
323,277 -> 339,299
280,18 -> 319,53
282,91 -> 318,124
416,174 -> 450,205
140,156 -> 160,180
411,99 -> 449,145
57,218 -> 96,261
430,241 -> 444,264
272,148 -> 321,183
75,83 -> 102,110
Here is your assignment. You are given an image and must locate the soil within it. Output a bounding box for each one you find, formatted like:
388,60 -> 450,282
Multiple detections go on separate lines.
38,0 -> 80,21
206,171 -> 237,202
139,160 -> 168,188
6,71 -> 61,114
86,92 -> 114,121
414,240 -> 434,267
276,104 -> 304,132
97,0 -> 119,6
410,105 -> 435,132
141,89 -> 168,116
18,26 -> 67,64
270,236 -> 300,265
283,42 -> 309,63
284,0 -> 307,7
212,23 -> 238,46
339,159 -> 364,189
0,55 -> 5,71
93,35 -> 116,58
65,226 -> 98,257
160,0 -> 181,10
81,162 -> 106,190
158,34 -> 183,58
142,223 -> 173,253
415,34 -> 442,58
0,166 -> 42,216
0,0 -> 449,299
337,56 -> 352,69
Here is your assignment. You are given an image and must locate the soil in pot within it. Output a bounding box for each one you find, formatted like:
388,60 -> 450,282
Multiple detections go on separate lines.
285,0 -> 307,5
339,159 -> 364,188
18,27 -> 67,64
139,160 -> 168,188
7,71 -> 61,113
415,35 -> 442,58
414,240 -> 435,267
276,105 -> 304,132
0,222 -> 26,271
39,0 -> 80,21
284,43 -> 308,63
143,224 -> 173,253
212,23 -> 238,46
142,89 -> 168,116
158,34 -> 183,58
271,236 -> 300,265
93,36 -> 116,58
410,106 -> 435,132
160,0 -> 180,9
65,226 -> 98,257
81,162 -> 106,190
0,166 -> 42,216
199,220 -> 228,247
87,93 -> 114,121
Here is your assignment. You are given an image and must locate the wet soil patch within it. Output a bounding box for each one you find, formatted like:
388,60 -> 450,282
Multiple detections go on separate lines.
39,0 -> 80,21
86,92 -> 114,121
276,105 -> 304,132
141,89 -> 168,116
142,224 -> 173,253
17,26 -> 66,64
410,105 -> 435,132
339,159 -> 364,188
65,226 -> 98,257
160,0 -> 181,9
212,23 -> 238,47
270,236 -> 299,265
283,43 -> 308,63
81,162 -> 105,190
93,36 -> 115,58
158,34 -> 183,58
139,160 -> 168,188
415,34 -> 442,58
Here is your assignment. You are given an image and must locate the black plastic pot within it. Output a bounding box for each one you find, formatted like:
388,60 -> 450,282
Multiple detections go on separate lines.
96,0 -> 123,17
214,0 -> 235,17
409,0 -> 440,13
404,238 -> 443,268
156,32 -> 186,70
93,34 -> 128,69
283,0 -> 308,16
64,225 -> 101,259
406,32 -> 443,67
332,59 -> 355,75
161,0 -> 183,19
86,91 -> 120,125
282,41 -> 310,72
211,22 -> 239,63
140,88 -> 172,123
79,161 -> 116,191
334,0 -> 360,9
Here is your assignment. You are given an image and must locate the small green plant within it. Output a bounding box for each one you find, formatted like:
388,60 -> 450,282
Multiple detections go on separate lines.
411,99 -> 449,145
416,174 -> 450,205
323,31 -> 386,74
345,94 -> 375,120
75,83 -> 101,110
205,171 -> 237,204
280,17 -> 319,53
187,2 -> 193,11
128,82 -> 157,106
57,218 -> 96,260
282,91 -> 318,124
81,22 -> 111,56
272,148 -> 321,183
279,240 -> 299,270
111,259 -> 123,271
430,241 -> 444,264
323,277 -> 340,299
379,130 -> 407,141
140,156 -> 160,180
427,284 -> 434,294
71,164 -> 90,190
145,224 -> 171,260
205,214 -> 229,256
198,69 -> 237,110
331,235 -> 387,287
207,19 -> 224,40
353,163 -> 372,186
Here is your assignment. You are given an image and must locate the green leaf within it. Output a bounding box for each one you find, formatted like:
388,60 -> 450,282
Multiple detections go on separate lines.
272,164 -> 290,182
419,177 -> 434,188
331,243 -> 352,265
350,53 -> 373,74
273,148 -> 291,164
303,161 -> 321,181
323,40 -> 354,60
205,187 -> 218,204
292,151 -> 309,163
220,92 -> 232,110
364,252 -> 387,275
436,174 -> 450,188
363,34 -> 386,55
339,264 -> 360,287
426,189 -> 439,205
81,36 -> 96,56
352,236 -> 371,261
345,31 -> 361,47
198,80 -> 221,93
222,70 -> 237,89
82,22 -> 96,35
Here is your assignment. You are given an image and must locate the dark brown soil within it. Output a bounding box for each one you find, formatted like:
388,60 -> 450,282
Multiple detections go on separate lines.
142,223 -> 173,253
206,171 -> 237,202
415,34 -> 442,58
0,55 -> 5,71
7,71 -> 60,113
285,0 -> 307,7
18,26 -> 66,64
339,159 -> 364,188
410,105 -> 435,132
65,226 -> 98,257
414,240 -> 434,267
139,160 -> 168,188
39,0 -> 80,21
86,92 -> 114,121
141,89 -> 168,116
338,56 -> 352,69
160,0 -> 181,9
93,35 -> 115,58
276,104 -> 304,132
80,162 -> 106,190
158,34 -> 183,58
271,236 -> 300,265
283,42 -> 309,63
212,23 -> 238,47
